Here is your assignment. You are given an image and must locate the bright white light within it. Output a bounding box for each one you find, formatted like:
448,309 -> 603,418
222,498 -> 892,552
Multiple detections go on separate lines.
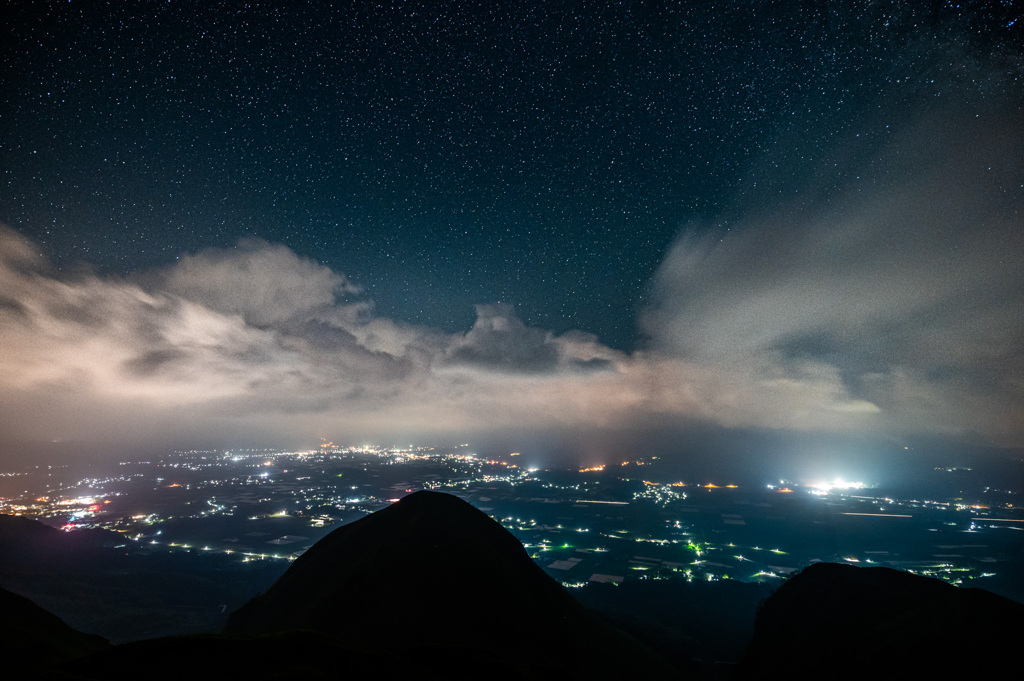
808,478 -> 865,494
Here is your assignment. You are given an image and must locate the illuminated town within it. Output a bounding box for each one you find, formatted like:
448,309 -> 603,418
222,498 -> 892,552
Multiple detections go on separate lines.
2,442 -> 1020,604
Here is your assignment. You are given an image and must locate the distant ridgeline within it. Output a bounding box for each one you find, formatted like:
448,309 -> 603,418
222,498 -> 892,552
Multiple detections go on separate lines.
2,493 -> 1022,680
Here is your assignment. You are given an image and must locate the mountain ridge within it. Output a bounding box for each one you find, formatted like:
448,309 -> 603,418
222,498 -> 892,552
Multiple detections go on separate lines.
226,490 -> 681,678
4,496 -> 1024,679
734,561 -> 1024,680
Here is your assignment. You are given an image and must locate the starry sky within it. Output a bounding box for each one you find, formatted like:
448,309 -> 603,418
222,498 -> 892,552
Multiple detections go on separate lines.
1,2 -> 1022,473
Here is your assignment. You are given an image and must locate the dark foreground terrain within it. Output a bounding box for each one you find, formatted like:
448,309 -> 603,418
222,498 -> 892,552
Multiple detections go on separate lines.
3,492 -> 1022,680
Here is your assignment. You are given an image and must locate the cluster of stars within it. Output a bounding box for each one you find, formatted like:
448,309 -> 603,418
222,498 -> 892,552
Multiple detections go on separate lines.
1,2 -> 1019,348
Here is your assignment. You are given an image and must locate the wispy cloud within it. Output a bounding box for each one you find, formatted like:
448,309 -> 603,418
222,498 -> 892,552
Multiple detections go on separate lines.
641,106 -> 1024,441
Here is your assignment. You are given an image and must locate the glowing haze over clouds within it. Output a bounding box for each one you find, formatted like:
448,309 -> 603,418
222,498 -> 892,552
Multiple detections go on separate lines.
0,3 -> 1021,468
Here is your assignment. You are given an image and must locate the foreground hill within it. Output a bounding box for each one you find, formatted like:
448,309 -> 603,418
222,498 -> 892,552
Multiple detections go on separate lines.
225,489 -> 681,679
0,585 -> 108,676
734,561 -> 1024,680
8,495 -> 1023,679
3,497 -> 681,679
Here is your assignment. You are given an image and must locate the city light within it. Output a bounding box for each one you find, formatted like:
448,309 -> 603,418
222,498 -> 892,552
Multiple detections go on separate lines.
808,478 -> 867,495
0,442 -> 1015,596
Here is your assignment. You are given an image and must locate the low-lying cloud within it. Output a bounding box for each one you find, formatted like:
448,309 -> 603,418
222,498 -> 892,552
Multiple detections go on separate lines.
0,229 -> 639,453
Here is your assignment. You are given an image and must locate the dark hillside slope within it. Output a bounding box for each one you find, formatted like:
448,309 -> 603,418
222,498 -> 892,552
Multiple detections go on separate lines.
0,585 -> 108,678
0,513 -> 121,565
734,561 -> 1024,680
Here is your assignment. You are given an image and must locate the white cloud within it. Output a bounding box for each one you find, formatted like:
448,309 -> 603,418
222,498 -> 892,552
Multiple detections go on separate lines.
156,238 -> 361,328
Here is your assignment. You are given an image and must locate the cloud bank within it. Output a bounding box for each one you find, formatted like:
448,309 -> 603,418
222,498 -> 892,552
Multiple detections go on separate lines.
1,106 -> 1021,462
642,105 -> 1024,441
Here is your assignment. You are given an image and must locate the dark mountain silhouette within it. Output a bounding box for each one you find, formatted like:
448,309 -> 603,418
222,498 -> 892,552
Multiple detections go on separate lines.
733,561 -> 1024,680
8,499 -> 1024,680
0,513 -> 122,567
226,490 -> 682,679
0,585 -> 108,678
6,493 -> 679,680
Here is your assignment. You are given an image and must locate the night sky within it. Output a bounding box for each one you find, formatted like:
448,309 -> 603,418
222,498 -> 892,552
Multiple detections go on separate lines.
1,2 -> 1022,471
